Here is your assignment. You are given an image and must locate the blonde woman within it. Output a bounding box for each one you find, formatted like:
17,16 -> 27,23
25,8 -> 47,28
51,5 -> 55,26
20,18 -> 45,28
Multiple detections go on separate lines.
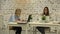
9,9 -> 22,34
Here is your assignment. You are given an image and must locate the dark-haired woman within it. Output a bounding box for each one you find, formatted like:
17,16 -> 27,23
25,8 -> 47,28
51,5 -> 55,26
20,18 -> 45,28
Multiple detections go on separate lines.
36,7 -> 50,34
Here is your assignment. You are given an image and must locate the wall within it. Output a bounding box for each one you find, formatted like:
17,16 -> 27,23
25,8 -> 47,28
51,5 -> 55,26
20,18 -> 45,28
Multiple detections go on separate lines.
1,0 -> 60,22
0,0 -> 60,34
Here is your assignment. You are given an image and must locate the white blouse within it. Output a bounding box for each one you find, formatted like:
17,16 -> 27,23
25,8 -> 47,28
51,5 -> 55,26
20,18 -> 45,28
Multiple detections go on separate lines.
39,15 -> 50,23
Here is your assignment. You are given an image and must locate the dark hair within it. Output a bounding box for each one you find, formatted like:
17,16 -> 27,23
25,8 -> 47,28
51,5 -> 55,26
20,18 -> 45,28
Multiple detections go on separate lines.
43,7 -> 49,16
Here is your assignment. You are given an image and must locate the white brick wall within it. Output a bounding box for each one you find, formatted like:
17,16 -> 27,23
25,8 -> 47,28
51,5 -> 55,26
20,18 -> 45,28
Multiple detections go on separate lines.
0,0 -> 60,22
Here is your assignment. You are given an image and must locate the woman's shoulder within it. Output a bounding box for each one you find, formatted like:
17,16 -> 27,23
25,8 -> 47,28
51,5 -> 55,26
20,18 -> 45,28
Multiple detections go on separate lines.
9,15 -> 15,22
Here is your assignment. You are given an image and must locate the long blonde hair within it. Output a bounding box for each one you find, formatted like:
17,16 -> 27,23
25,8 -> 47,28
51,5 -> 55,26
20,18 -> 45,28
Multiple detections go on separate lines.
15,9 -> 21,16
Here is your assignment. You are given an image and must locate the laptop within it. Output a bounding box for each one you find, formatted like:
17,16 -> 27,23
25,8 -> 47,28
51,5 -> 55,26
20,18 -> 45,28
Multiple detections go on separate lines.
17,15 -> 29,24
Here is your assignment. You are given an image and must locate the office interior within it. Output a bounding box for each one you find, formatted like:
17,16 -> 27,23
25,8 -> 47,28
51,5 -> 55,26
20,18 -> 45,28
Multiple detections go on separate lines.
0,0 -> 60,34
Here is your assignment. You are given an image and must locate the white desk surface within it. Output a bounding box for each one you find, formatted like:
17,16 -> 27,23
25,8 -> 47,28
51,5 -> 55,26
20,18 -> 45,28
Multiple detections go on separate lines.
8,22 -> 27,27
8,21 -> 60,25
8,22 -> 27,24
28,21 -> 60,26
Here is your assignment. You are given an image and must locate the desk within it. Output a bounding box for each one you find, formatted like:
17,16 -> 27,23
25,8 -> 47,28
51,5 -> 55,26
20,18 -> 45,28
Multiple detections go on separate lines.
7,22 -> 28,34
28,22 -> 60,34
7,22 -> 60,34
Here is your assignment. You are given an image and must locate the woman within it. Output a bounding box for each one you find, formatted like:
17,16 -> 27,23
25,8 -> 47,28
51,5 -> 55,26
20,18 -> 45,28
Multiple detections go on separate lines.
9,9 -> 22,34
36,7 -> 50,34
43,7 -> 49,16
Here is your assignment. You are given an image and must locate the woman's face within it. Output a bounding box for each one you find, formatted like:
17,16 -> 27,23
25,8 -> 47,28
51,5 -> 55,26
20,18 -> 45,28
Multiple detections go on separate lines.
15,9 -> 21,16
44,8 -> 48,14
